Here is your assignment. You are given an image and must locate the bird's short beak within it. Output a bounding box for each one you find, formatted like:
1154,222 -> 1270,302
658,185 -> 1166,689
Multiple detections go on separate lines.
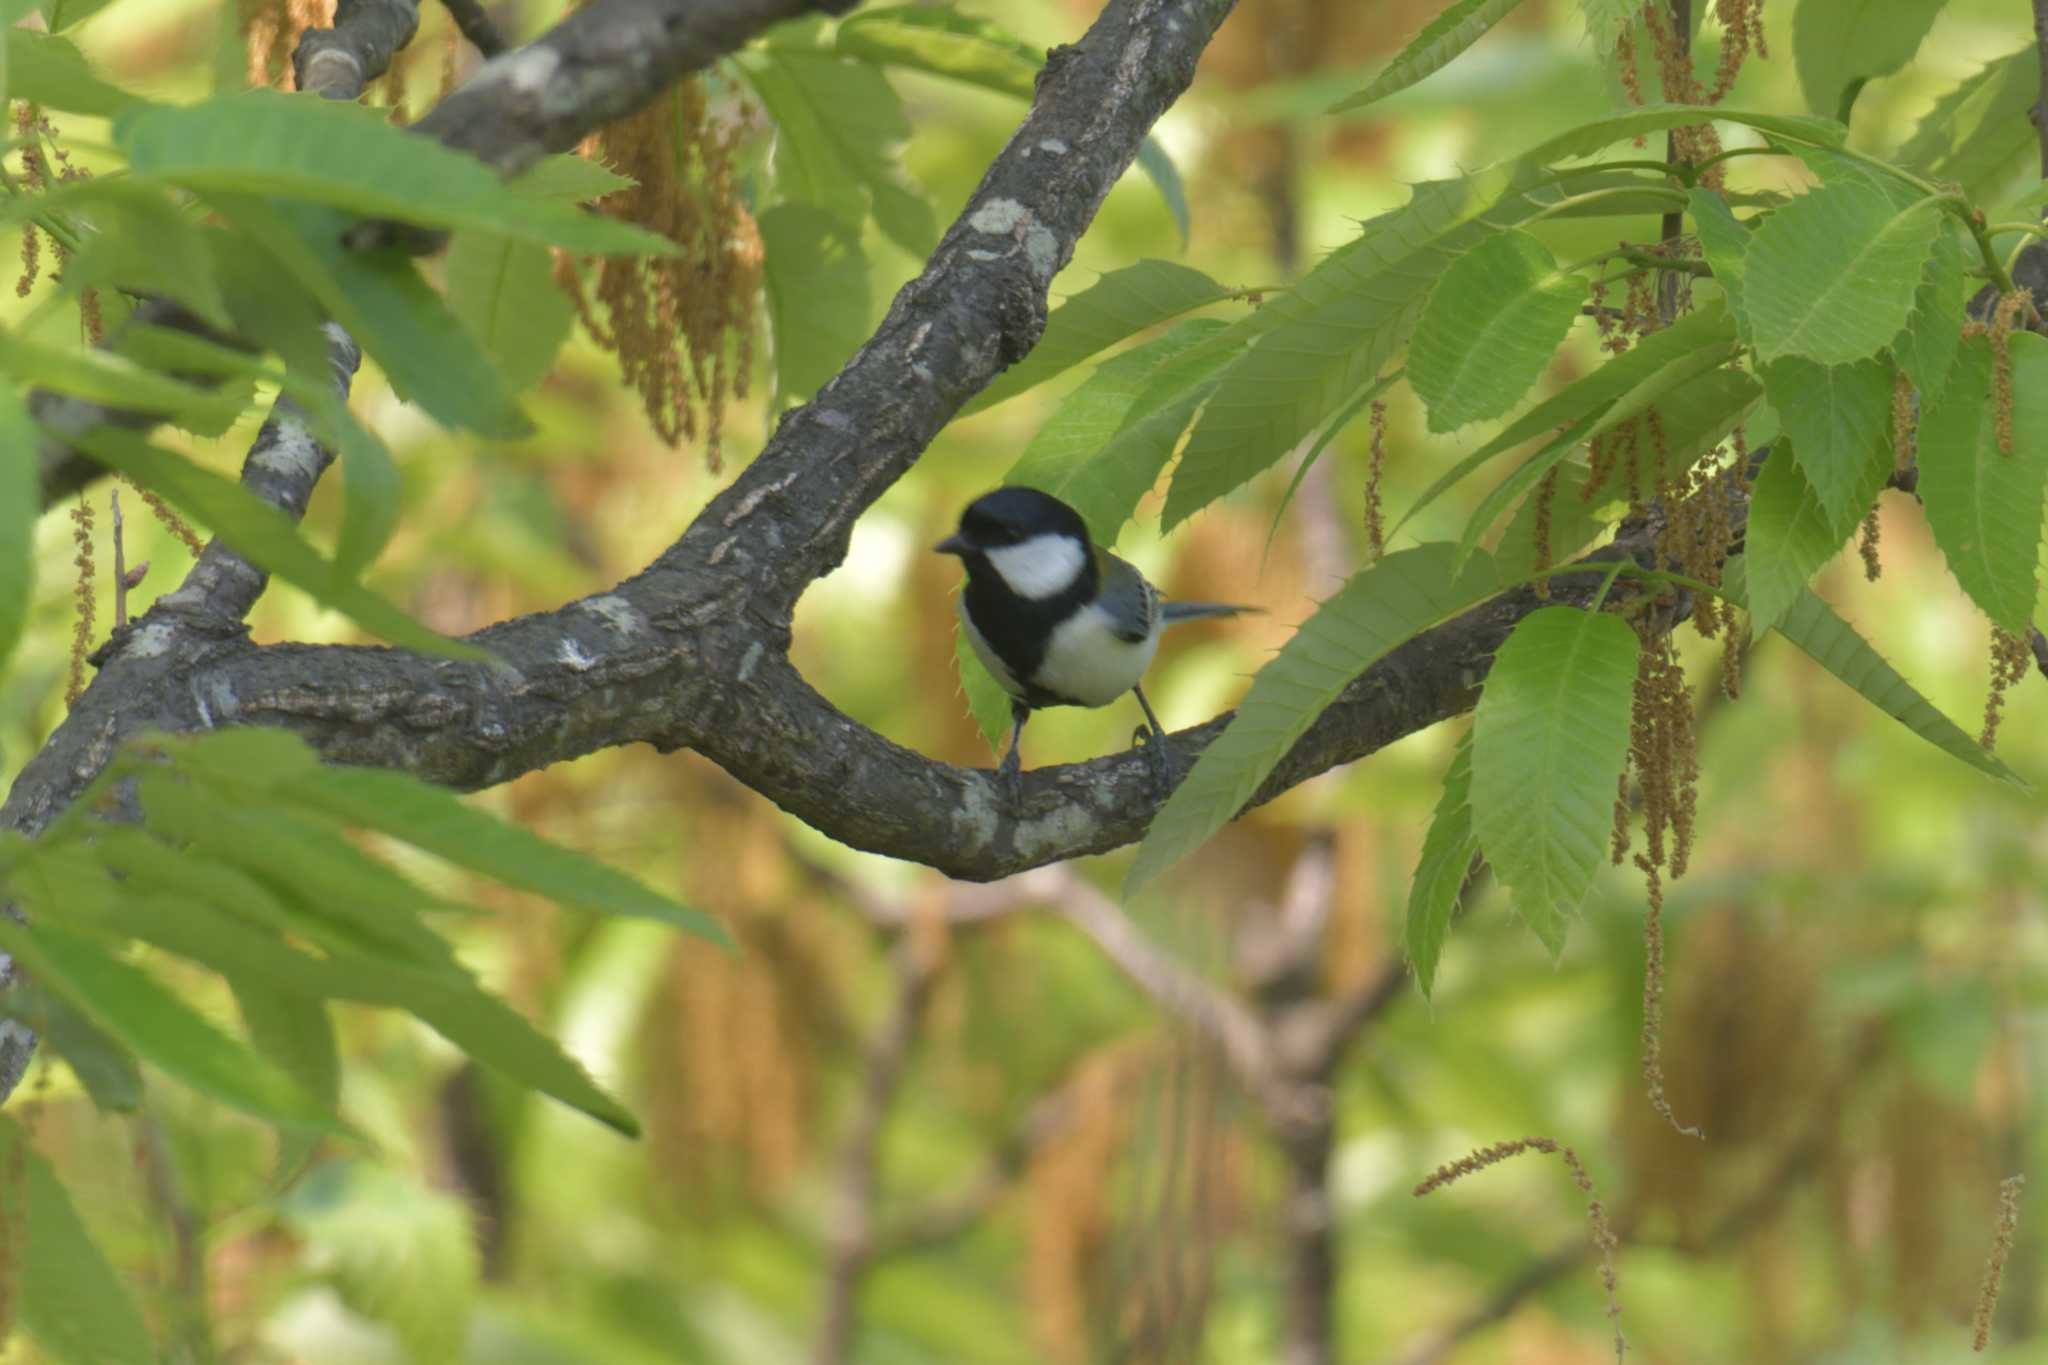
934,533 -> 972,558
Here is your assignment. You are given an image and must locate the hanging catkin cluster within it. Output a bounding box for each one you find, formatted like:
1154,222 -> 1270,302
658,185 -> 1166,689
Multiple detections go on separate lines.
558,80 -> 762,472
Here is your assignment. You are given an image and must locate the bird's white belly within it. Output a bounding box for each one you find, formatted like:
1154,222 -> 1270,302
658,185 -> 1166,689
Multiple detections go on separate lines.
1035,603 -> 1158,707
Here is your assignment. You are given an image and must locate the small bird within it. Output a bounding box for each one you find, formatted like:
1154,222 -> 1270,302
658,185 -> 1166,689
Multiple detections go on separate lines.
936,487 -> 1255,797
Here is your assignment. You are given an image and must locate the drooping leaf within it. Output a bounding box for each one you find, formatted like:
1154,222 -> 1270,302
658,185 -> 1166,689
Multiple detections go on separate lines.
1491,458 -> 1613,581
1406,736 -> 1479,997
1897,48 -> 2040,204
0,383 -> 33,680
1127,545 -> 1506,895
1399,297 -> 1738,534
1265,370 -> 1402,558
445,231 -> 576,393
835,4 -> 1037,96
965,260 -> 1234,415
324,402 -> 403,582
50,179 -> 234,330
1792,0 -> 1946,122
1409,229 -> 1588,433
1166,165 -> 1537,527
205,193 -> 531,440
1763,355 -> 1895,526
1723,559 -> 2028,789
1006,319 -> 1229,544
1331,0 -> 1531,112
11,29 -> 131,115
116,92 -> 677,256
1916,333 -> 2048,635
0,918 -> 335,1128
1890,222 -> 1971,405
1741,439 -> 1889,632
1469,605 -> 1639,952
758,203 -> 871,404
1744,184 -> 1944,366
737,47 -> 934,257
0,1116 -> 155,1365
66,426 -> 476,657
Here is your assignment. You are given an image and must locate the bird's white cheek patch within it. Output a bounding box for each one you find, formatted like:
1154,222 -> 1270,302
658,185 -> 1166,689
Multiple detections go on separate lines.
986,534 -> 1086,600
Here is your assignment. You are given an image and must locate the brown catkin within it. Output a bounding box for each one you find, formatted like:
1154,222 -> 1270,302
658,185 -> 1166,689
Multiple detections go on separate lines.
1982,629 -> 2032,750
66,496 -> 95,705
1365,400 -> 1387,560
1974,1175 -> 2025,1351
1637,862 -> 1702,1140
1531,463 -> 1559,598
1990,290 -> 2030,456
1858,504 -> 1882,581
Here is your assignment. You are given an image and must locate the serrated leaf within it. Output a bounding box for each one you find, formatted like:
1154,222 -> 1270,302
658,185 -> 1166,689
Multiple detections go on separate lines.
1723,559 -> 2028,789
965,260 -> 1233,415
737,48 -> 934,257
1793,0 -> 1945,122
1491,458 -> 1613,580
1764,355 -> 1895,526
1410,229 -> 1588,433
1917,333 -> 2048,634
509,154 -> 636,202
231,977 -> 340,1113
1744,184 -> 1943,366
758,203 -> 870,404
1524,103 -> 1845,164
1688,188 -> 1751,336
0,383 -> 32,680
1891,224 -> 1970,404
66,426 -> 477,657
11,29 -> 130,115
1399,298 -> 1737,534
1127,545 -> 1506,895
0,1116 -> 155,1365
1469,605 -> 1639,952
206,192 -> 530,440
0,919 -> 334,1127
445,231 -> 575,393
116,92 -> 676,256
835,4 -> 1037,96
1742,439 -> 1889,632
1006,319 -> 1228,544
1406,736 -> 1479,997
1265,370 -> 1402,558
1898,48 -> 2039,204
51,179 -> 234,331
1332,0 -> 1531,112
1167,165 -> 1538,527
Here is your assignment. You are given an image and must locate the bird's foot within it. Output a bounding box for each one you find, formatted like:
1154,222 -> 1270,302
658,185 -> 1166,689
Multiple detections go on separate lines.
1132,723 -> 1176,796
997,742 -> 1024,808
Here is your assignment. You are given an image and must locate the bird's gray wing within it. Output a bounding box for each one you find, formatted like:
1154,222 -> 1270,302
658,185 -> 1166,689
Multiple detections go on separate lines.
1160,600 -> 1259,624
1095,550 -> 1160,644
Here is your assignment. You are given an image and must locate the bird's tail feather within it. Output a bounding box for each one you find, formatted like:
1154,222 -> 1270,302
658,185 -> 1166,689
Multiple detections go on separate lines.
1160,600 -> 1259,625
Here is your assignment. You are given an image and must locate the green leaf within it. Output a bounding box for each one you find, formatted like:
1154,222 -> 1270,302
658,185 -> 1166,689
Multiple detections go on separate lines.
1469,605 -> 1639,952
1409,229 -> 1588,433
1135,136 -> 1191,246
1724,559 -> 2028,789
1406,736 -> 1479,997
1763,355 -> 1895,527
33,988 -> 141,1113
1127,545 -> 1505,895
116,92 -> 677,256
0,919 -> 334,1127
1331,0 -> 1531,112
1167,165 -> 1537,528
1917,333 -> 2048,635
1890,223 -> 1970,405
1688,188 -> 1751,336
509,154 -> 636,202
11,30 -> 131,115
835,5 -> 1037,97
51,180 -> 234,331
205,193 -> 531,440
1898,48 -> 2040,204
1743,184 -> 1943,366
230,977 -> 340,1113
0,324 -> 247,429
954,627 -> 1015,754
1492,458 -> 1613,580
445,231 -> 576,393
965,260 -> 1233,415
1006,319 -> 1228,544
1742,438 -> 1889,632
737,48 -> 934,257
66,426 -> 477,657
0,1116 -> 155,1365
1398,297 -> 1737,534
1793,0 -> 1946,122
758,203 -> 871,404
0,383 -> 33,680
1523,103 -> 1845,164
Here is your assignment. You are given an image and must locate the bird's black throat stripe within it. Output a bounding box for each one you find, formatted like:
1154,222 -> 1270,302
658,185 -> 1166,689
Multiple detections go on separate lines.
961,555 -> 1099,709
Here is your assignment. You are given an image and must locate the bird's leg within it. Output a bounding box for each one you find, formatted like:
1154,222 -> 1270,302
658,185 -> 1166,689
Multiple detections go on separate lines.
1130,684 -> 1175,793
998,700 -> 1031,805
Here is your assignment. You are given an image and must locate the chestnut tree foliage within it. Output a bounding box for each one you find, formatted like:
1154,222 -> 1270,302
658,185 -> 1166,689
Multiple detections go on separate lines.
0,0 -> 2043,1357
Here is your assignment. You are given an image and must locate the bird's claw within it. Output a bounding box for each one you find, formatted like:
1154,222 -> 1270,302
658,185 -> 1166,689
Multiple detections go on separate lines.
1132,724 -> 1176,796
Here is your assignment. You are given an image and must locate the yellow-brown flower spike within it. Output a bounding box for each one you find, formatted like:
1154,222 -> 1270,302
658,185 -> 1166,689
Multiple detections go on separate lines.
1990,290 -> 2030,456
1982,628 -> 2031,751
1975,1175 -> 2025,1351
1531,463 -> 1559,599
1858,504 -> 1882,581
67,495 -> 96,706
126,477 -> 204,557
1365,399 -> 1387,560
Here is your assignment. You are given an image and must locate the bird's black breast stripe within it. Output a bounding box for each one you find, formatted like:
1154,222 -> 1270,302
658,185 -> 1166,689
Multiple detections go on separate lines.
960,560 -> 1098,709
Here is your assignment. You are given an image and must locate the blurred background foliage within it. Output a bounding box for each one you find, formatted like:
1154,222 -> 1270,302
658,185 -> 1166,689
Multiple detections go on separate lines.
5,0 -> 2048,1361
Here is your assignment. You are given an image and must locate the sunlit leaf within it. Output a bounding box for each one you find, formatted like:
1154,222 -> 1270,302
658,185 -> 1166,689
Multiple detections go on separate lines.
1916,333 -> 2048,635
1469,605 -> 1639,953
835,4 -> 1037,96
1331,0 -> 1531,112
1898,47 -> 2040,203
445,231 -> 576,393
1890,223 -> 1971,406
1524,103 -> 1844,164
1792,0 -> 1945,122
759,202 -> 871,404
1744,184 -> 1943,365
11,29 -> 131,114
1136,137 -> 1191,246
1409,229 -> 1588,433
1763,355 -> 1894,527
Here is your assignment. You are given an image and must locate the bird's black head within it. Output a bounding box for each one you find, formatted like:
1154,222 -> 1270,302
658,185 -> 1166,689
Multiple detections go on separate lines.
935,487 -> 1090,559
